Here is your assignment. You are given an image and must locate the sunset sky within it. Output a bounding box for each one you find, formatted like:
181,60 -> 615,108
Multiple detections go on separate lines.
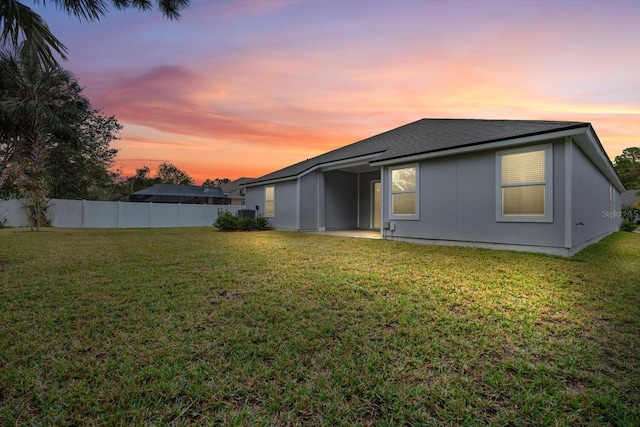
33,0 -> 640,184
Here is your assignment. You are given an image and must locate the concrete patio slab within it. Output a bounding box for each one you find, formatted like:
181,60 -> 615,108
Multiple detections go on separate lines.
307,230 -> 383,239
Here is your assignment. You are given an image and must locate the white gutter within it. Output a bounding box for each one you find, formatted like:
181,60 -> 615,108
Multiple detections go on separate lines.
243,175 -> 298,188
316,153 -> 382,173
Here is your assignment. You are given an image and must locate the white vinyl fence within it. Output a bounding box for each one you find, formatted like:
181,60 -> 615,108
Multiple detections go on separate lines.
0,198 -> 243,228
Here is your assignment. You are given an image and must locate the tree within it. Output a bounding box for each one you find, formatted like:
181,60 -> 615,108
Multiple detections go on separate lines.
110,162 -> 194,200
203,177 -> 230,187
613,147 -> 640,190
1,51 -> 122,210
156,161 -> 193,185
0,51 -> 83,228
0,0 -> 191,69
47,109 -> 121,199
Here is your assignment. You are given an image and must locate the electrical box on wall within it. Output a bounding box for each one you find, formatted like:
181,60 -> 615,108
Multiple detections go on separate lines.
383,222 -> 395,231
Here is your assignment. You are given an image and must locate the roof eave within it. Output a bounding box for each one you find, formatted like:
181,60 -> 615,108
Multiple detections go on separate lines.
242,175 -> 298,188
243,153 -> 384,187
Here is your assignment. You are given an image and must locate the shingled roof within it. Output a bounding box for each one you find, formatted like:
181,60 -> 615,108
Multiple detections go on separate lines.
246,119 -> 589,185
129,184 -> 226,203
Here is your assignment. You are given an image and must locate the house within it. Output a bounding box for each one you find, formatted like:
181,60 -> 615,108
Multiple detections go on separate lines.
244,119 -> 625,256
129,184 -> 228,204
220,178 -> 254,206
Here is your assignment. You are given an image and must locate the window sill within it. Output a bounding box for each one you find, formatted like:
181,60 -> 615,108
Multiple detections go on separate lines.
390,215 -> 419,221
497,216 -> 553,223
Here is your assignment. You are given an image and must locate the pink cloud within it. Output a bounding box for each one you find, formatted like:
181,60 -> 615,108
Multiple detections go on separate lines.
51,0 -> 637,181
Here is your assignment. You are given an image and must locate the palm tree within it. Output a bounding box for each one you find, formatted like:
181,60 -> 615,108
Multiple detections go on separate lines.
0,51 -> 82,228
0,0 -> 190,69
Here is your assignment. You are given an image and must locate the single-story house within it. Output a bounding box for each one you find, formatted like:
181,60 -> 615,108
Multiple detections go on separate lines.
221,177 -> 254,206
129,184 -> 228,204
244,119 -> 625,256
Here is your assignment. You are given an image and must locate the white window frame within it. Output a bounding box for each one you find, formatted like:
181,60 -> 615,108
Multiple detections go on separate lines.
496,144 -> 553,223
389,164 -> 419,220
264,185 -> 275,217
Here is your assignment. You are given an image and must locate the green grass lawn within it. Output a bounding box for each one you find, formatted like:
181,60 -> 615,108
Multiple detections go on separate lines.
1,228 -> 638,426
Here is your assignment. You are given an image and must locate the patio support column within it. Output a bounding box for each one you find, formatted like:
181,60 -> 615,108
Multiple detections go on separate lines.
380,166 -> 385,238
318,172 -> 325,231
296,179 -> 301,231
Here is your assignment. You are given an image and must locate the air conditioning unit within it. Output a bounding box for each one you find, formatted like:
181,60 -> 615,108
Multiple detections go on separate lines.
237,209 -> 256,219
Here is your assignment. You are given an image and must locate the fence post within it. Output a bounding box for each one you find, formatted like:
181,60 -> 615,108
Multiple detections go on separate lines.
149,202 -> 152,228
117,201 -> 121,228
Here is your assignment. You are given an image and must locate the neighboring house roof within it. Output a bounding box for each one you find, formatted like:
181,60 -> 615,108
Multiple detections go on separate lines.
245,118 -> 622,190
130,184 -> 225,202
221,177 -> 254,199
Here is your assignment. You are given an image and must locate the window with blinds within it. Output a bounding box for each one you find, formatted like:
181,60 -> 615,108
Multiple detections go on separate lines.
390,165 -> 418,218
265,186 -> 275,217
497,145 -> 553,222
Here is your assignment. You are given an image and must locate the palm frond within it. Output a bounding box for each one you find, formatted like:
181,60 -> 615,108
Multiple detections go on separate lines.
0,1 -> 68,69
111,0 -> 189,19
35,0 -> 109,21
155,0 -> 190,20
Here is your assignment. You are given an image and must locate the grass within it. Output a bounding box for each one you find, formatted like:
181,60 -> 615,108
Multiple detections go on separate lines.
0,228 -> 638,426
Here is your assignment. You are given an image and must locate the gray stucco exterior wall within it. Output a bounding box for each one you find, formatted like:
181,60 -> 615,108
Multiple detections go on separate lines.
382,140 -> 569,253
299,171 -> 320,231
571,142 -> 621,248
244,186 -> 261,216
245,179 -> 298,230
275,180 -> 298,229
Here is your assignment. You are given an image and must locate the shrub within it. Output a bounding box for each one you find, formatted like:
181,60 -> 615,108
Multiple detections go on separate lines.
237,216 -> 255,231
213,210 -> 239,231
620,221 -> 638,232
255,216 -> 270,230
213,210 -> 270,231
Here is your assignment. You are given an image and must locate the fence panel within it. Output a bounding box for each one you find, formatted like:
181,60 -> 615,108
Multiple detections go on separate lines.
117,202 -> 150,228
0,198 -> 244,228
0,199 -> 29,227
82,200 -> 119,228
150,203 -> 179,227
49,199 -> 84,227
